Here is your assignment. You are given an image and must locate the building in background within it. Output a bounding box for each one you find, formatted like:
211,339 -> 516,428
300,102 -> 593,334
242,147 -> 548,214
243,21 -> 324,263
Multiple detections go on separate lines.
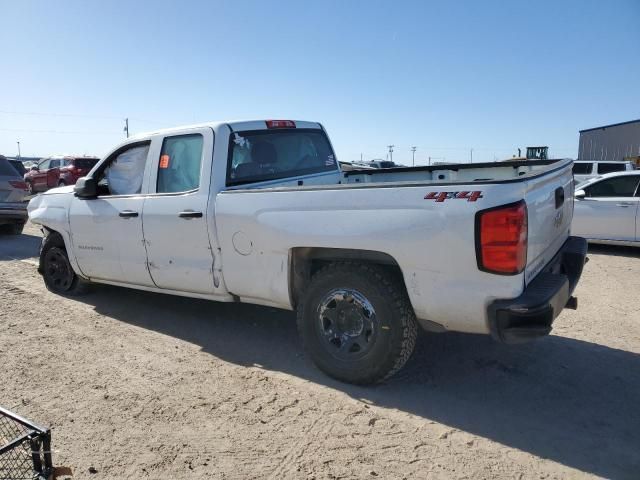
578,119 -> 640,165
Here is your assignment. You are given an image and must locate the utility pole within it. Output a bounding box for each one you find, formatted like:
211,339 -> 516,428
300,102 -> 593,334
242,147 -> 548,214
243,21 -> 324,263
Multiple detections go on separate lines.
411,146 -> 417,166
16,141 -> 21,160
387,145 -> 395,163
470,148 -> 473,163
124,118 -> 129,138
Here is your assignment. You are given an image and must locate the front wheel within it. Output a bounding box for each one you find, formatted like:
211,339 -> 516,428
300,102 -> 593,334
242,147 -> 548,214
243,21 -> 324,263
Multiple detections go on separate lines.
26,181 -> 34,195
40,233 -> 89,295
297,262 -> 418,385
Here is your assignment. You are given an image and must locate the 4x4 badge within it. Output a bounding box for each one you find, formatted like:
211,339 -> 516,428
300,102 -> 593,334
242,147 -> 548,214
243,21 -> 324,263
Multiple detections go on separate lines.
424,191 -> 483,202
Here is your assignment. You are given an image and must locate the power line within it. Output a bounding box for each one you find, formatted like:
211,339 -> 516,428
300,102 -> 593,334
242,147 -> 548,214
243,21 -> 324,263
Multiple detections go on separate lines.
0,128 -> 121,135
0,110 -> 165,126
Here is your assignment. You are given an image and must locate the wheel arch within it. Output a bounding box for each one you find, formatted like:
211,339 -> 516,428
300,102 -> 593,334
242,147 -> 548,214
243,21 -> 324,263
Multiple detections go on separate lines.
38,227 -> 87,279
289,247 -> 409,310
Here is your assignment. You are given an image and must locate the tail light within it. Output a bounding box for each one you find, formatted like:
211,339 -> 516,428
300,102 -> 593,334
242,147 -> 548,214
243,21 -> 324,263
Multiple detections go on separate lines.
266,120 -> 296,129
476,201 -> 527,274
9,180 -> 28,191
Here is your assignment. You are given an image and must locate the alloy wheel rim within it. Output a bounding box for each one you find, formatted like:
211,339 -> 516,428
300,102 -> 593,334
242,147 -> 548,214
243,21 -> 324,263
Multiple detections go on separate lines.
316,289 -> 377,360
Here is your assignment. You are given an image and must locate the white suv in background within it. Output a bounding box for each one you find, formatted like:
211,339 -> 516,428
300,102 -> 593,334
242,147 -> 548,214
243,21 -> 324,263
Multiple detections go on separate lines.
573,160 -> 635,183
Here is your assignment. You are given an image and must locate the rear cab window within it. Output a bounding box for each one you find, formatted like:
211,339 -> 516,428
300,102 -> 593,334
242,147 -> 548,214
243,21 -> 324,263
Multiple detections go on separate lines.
227,128 -> 337,186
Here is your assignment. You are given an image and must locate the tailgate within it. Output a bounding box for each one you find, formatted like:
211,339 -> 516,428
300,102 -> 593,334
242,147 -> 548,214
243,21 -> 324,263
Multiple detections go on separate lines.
523,161 -> 574,285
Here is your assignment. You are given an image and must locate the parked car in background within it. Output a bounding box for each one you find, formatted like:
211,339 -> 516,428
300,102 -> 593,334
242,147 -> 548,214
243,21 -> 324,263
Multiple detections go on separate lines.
572,160 -> 635,183
58,156 -> 100,186
8,159 -> 27,177
0,155 -> 28,234
572,171 -> 640,246
24,156 -> 99,194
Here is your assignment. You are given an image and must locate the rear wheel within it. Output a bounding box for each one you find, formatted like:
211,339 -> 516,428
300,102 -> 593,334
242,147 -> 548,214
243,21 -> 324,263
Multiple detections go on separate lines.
297,262 -> 418,385
40,233 -> 89,295
58,180 -> 66,187
26,181 -> 34,195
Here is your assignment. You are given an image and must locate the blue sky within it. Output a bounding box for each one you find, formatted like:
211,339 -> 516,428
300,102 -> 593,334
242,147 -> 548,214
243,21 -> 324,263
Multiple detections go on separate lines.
1,0 -> 639,164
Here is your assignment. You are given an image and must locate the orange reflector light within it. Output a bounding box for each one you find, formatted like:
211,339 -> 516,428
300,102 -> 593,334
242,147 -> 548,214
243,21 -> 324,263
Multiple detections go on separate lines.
476,201 -> 528,274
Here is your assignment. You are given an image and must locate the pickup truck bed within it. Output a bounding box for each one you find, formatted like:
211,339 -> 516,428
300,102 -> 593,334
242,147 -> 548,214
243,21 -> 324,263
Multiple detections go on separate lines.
28,120 -> 587,384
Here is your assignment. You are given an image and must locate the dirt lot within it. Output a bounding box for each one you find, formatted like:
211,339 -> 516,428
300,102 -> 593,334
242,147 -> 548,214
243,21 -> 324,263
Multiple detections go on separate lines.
1,223 -> 639,479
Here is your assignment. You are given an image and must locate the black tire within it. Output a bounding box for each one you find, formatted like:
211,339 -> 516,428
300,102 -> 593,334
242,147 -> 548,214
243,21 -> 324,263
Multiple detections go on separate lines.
0,223 -> 24,235
40,232 -> 89,295
297,262 -> 418,385
58,180 -> 66,187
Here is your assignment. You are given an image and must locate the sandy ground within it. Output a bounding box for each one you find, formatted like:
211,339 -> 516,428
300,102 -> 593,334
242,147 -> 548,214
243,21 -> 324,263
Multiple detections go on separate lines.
1,223 -> 639,480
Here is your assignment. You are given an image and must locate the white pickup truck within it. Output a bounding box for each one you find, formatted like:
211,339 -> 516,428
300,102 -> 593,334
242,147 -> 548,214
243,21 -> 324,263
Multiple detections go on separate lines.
28,120 -> 587,384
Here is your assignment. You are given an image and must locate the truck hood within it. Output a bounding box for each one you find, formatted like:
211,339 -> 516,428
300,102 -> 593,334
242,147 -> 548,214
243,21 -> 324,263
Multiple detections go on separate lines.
42,185 -> 75,195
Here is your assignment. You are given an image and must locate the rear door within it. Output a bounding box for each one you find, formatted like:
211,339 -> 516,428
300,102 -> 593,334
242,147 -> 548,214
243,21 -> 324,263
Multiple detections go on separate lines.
524,162 -> 574,285
572,174 -> 640,241
142,127 -> 217,294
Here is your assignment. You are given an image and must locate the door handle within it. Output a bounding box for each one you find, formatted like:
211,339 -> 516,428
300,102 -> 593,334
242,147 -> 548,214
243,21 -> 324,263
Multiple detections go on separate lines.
178,210 -> 203,219
119,210 -> 139,218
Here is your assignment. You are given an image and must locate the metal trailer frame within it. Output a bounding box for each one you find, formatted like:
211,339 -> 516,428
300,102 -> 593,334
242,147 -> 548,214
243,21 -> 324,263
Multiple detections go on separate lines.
0,406 -> 52,480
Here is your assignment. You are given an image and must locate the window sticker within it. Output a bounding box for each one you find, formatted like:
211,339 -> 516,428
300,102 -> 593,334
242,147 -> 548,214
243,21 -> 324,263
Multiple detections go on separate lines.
325,154 -> 335,166
233,133 -> 250,149
160,154 -> 170,169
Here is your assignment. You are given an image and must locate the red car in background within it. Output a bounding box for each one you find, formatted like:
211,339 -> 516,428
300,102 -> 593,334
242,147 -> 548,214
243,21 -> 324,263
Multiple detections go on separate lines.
24,156 -> 99,194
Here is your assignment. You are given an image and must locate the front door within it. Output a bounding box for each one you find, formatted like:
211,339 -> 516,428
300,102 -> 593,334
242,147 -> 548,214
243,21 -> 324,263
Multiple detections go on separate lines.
573,175 -> 640,241
142,129 -> 217,294
69,142 -> 155,286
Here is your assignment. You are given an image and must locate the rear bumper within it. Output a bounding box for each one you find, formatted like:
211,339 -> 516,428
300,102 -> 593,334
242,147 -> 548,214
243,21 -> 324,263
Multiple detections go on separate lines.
0,204 -> 28,224
487,236 -> 587,344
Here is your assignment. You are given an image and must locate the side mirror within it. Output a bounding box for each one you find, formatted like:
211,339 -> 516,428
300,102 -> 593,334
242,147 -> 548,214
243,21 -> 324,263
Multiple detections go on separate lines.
74,177 -> 98,198
30,165 -> 39,171
574,189 -> 586,199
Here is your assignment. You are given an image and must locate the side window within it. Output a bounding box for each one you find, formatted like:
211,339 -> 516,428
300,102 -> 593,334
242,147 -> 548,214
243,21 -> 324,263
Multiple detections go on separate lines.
156,134 -> 203,193
49,159 -> 60,168
585,176 -> 640,198
99,143 -> 150,196
597,163 -> 626,174
572,163 -> 592,174
39,160 -> 50,170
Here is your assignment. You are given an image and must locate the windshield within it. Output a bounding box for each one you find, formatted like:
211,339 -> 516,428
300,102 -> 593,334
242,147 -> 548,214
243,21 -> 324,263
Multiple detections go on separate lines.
227,128 -> 337,186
